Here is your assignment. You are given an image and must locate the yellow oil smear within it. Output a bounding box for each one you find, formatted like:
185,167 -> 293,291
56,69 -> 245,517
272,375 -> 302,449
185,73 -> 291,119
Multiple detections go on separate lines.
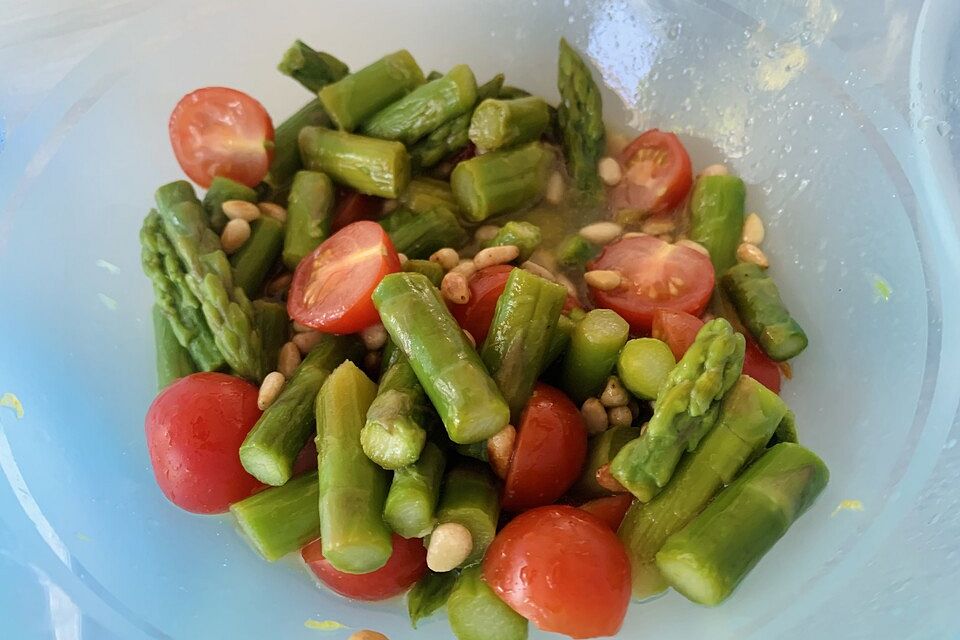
304,619 -> 346,631
757,44 -> 808,92
76,532 -> 93,542
95,259 -> 120,274
873,276 -> 892,302
0,392 -> 23,419
98,293 -> 118,311
831,499 -> 864,517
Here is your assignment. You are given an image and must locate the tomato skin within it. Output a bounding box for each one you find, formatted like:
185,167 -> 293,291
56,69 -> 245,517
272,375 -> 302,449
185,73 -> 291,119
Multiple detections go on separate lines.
331,190 -> 383,232
168,87 -> 275,188
145,372 -> 263,514
483,506 -> 631,639
743,336 -> 782,393
302,534 -> 427,601
610,129 -> 693,216
588,235 -> 715,334
579,494 -> 634,531
501,384 -> 588,513
449,265 -> 514,344
288,221 -> 401,334
652,309 -> 704,360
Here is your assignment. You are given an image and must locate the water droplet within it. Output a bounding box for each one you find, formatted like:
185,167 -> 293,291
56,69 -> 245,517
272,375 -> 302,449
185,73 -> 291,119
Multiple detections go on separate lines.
667,23 -> 682,40
776,169 -> 788,180
783,143 -> 792,153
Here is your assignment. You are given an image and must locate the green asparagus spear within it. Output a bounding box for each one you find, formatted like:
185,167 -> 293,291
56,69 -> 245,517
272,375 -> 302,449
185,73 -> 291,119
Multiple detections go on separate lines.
299,126 -> 411,198
610,318 -> 745,501
656,442 -> 829,605
426,70 -> 444,82
771,409 -> 799,445
230,470 -> 319,561
403,259 -> 445,286
468,96 -> 550,152
688,175 -> 746,275
373,273 -> 510,444
571,425 -> 640,500
230,216 -> 284,298
435,464 -> 500,565
497,85 -> 531,99
318,50 -> 425,132
451,142 -> 553,222
154,181 -> 262,379
362,351 -> 431,469
316,361 -> 393,573
363,64 -> 478,145
447,565 -> 528,640
240,334 -> 363,485
408,570 -> 459,629
379,206 -> 469,259
483,221 -> 542,262
252,300 -> 288,375
262,100 -> 331,198
480,268 -> 568,420
558,309 -> 630,404
542,313 -> 574,372
384,442 -> 446,538
409,74 -> 505,171
283,170 -> 335,270
151,304 -> 196,388
617,338 -> 677,401
556,233 -> 599,269
202,177 -> 258,233
141,212 -> 225,371
400,177 -> 461,215
557,38 -> 604,198
618,376 -> 787,599
721,263 -> 808,361
277,40 -> 349,93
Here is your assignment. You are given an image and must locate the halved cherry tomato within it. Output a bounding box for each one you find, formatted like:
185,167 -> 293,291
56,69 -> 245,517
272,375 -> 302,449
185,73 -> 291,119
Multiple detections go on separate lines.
483,505 -> 631,639
302,534 -> 427,601
291,439 -> 318,476
652,308 -> 704,360
145,372 -> 263,514
501,384 -> 588,512
588,235 -> 714,334
610,129 -> 692,216
743,336 -> 782,393
331,190 -> 383,232
168,87 -> 275,188
579,494 -> 634,531
288,221 -> 401,334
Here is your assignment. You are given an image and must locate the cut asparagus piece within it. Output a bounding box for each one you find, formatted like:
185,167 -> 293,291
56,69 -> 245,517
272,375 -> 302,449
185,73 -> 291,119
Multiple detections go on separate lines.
229,216 -> 284,298
483,221 -> 542,262
559,308 -> 630,404
262,100 -> 331,198
689,175 -> 746,276
276,40 -> 349,93
362,351 -> 431,469
556,233 -> 599,269
617,337 -> 676,401
151,304 -> 196,389
447,564 -> 528,640
363,64 -> 478,145
283,170 -> 335,270
400,177 -> 461,215
542,313 -> 574,372
373,273 -> 510,444
435,464 -> 500,566
403,259 -> 445,286
316,361 -> 393,574
384,442 -> 447,538
299,126 -> 411,198
379,205 -> 469,259
202,177 -> 258,233
480,268 -> 568,421
469,96 -> 550,152
253,300 -> 289,376
557,38 -> 605,198
240,334 -> 363,485
771,409 -> 799,445
571,425 -> 639,500
721,262 -> 808,361
451,142 -> 553,222
318,50 -> 425,132
408,569 -> 459,629
230,470 -> 319,561
618,376 -> 787,599
656,442 -> 829,605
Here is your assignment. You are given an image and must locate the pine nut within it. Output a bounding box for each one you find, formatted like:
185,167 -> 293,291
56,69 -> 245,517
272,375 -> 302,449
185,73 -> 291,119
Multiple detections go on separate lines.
737,242 -> 769,268
579,221 -> 623,245
292,331 -> 323,354
600,376 -> 630,408
545,171 -> 565,204
463,330 -> 476,349
528,249 -> 559,273
426,522 -> 473,572
486,425 -> 516,479
222,200 -> 261,222
742,212 -> 765,245
581,398 -> 609,435
292,321 -> 313,333
555,274 -> 578,299
584,270 -> 622,291
700,163 -> 729,177
266,273 -> 292,296
598,157 -> 623,186
441,272 -> 470,304
360,324 -> 388,351
257,202 -> 287,222
348,631 -> 389,640
278,342 -> 301,377
474,245 -> 519,269
678,239 -> 709,256
397,253 -> 408,265
382,199 -> 399,214
450,259 -> 477,279
257,372 -> 285,410
363,351 -> 382,373
608,405 -> 633,427
779,361 -> 793,379
596,463 -> 627,493
430,248 -> 460,271
221,218 -> 251,254
641,217 -> 676,236
520,261 -> 556,281
474,225 -> 500,243
623,231 -> 648,239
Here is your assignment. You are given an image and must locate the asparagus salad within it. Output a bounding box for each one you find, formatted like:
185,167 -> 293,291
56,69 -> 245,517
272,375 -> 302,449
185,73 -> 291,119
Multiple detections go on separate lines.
142,37 -> 826,640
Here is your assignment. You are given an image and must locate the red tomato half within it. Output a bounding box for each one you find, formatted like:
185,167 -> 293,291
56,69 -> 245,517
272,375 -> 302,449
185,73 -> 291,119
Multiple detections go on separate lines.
610,129 -> 693,216
588,235 -> 714,334
652,308 -> 704,360
302,534 -> 427,601
743,336 -> 782,393
288,221 -> 401,334
483,506 -> 631,639
145,372 -> 263,514
331,190 -> 383,232
579,494 -> 634,531
168,87 -> 274,188
501,384 -> 588,512
449,265 -> 514,344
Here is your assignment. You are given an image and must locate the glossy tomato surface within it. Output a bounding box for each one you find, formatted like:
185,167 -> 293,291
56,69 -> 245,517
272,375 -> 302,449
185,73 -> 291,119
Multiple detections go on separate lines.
610,129 -> 693,216
331,190 -> 384,232
302,534 -> 427,601
652,308 -> 705,360
578,494 -> 635,531
449,265 -> 514,344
